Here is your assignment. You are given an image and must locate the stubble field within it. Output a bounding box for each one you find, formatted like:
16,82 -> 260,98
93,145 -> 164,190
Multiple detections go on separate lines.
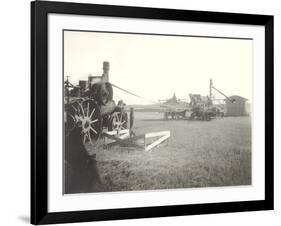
88,112 -> 251,192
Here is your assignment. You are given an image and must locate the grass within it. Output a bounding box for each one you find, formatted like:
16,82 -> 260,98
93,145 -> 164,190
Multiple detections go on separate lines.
86,113 -> 251,192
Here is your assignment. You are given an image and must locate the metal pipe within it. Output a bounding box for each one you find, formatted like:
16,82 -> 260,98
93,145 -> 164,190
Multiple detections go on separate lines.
211,85 -> 234,103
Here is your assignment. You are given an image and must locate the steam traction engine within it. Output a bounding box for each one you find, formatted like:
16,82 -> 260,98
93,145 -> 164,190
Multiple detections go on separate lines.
64,61 -> 128,145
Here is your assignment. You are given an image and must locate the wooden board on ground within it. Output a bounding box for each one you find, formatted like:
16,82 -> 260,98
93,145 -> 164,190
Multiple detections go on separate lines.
103,130 -> 170,151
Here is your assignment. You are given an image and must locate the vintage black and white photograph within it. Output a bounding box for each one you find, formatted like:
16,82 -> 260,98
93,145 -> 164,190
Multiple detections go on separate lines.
63,30 -> 252,194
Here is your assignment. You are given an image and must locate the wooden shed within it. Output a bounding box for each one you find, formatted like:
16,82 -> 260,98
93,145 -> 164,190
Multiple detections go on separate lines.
225,95 -> 248,116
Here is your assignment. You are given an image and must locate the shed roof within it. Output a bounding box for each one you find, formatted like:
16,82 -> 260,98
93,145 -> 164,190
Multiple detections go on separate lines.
226,95 -> 248,102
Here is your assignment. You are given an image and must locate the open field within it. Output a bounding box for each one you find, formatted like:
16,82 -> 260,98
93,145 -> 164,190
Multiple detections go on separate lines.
87,112 -> 251,192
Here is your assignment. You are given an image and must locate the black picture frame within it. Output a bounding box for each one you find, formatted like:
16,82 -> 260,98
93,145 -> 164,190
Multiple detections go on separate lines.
31,1 -> 274,224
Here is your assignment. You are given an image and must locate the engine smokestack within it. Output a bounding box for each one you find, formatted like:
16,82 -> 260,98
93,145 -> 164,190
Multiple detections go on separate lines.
102,61 -> 109,82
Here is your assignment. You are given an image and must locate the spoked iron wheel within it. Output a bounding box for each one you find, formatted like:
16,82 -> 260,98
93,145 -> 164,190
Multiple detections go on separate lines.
65,100 -> 82,133
109,111 -> 128,135
67,99 -> 102,145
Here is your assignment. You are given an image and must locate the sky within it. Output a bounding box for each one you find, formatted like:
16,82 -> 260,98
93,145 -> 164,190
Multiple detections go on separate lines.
64,30 -> 252,105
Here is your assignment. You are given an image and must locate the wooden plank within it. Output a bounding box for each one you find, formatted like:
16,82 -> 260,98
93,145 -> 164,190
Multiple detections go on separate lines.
103,133 -> 145,145
104,130 -> 170,151
103,133 -> 126,142
119,132 -> 130,140
106,129 -> 129,136
145,134 -> 170,152
105,141 -> 142,148
145,131 -> 170,138
127,134 -> 145,141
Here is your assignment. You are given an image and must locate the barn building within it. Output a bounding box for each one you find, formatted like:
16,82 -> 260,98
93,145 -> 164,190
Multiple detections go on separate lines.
225,95 -> 248,116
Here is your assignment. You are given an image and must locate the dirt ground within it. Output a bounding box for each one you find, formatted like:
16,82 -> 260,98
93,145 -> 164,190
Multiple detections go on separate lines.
87,112 -> 251,192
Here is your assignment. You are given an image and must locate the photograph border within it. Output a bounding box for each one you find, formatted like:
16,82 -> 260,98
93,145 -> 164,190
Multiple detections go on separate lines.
31,1 -> 274,224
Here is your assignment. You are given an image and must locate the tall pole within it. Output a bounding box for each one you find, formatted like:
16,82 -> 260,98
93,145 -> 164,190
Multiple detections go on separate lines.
209,78 -> 234,103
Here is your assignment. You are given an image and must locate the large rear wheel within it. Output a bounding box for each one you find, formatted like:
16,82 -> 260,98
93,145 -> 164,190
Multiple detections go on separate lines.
109,111 -> 128,135
66,99 -> 102,145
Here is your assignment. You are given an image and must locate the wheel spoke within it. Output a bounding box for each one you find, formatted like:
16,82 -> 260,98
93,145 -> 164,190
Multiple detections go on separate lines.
83,133 -> 87,144
79,103 -> 85,117
76,108 -> 81,118
69,114 -> 76,122
87,102 -> 89,117
90,127 -> 97,134
90,119 -> 98,124
72,105 -> 77,112
88,131 -> 92,144
89,108 -> 95,118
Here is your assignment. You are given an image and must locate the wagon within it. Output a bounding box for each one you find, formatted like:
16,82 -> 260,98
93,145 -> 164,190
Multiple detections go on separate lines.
160,93 -> 190,120
160,93 -> 223,121
163,107 -> 189,120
